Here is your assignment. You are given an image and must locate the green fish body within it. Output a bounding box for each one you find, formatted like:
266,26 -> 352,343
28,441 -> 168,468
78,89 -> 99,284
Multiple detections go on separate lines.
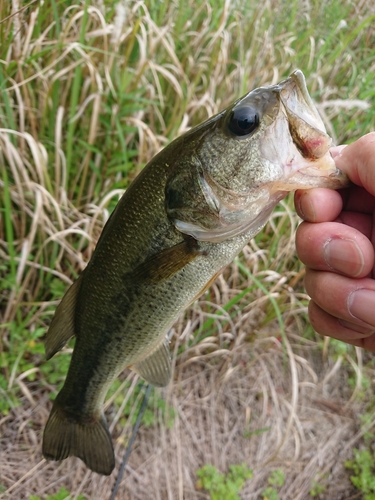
42,71 -> 348,475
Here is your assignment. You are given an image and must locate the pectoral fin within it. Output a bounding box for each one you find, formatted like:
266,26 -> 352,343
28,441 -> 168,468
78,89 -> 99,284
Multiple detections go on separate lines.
132,338 -> 171,387
130,237 -> 201,284
45,274 -> 83,360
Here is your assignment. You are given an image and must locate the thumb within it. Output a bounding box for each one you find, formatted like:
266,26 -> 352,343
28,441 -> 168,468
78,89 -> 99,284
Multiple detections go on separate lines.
334,132 -> 375,197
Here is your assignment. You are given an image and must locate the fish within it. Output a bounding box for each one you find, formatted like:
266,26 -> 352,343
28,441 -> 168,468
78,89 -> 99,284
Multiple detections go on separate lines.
42,70 -> 348,475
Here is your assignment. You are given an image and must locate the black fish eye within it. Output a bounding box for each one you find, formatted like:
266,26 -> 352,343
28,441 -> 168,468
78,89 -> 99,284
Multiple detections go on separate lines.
227,106 -> 260,137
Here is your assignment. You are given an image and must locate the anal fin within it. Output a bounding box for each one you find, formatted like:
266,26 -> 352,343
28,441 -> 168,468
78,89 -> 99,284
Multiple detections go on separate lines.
45,273 -> 83,360
133,338 -> 171,387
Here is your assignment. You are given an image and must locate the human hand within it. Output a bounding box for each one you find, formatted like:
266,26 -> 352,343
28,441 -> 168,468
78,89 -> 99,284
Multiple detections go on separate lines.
294,132 -> 375,350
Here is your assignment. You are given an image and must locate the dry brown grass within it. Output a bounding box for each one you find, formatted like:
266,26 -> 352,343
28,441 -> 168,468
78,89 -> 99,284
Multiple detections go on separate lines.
1,0 -> 375,499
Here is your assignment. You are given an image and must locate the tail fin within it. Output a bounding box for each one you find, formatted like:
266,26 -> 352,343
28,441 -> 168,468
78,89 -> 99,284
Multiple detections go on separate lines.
42,402 -> 115,475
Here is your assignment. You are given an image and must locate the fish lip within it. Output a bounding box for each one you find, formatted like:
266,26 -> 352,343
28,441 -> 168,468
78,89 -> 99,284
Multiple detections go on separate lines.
277,71 -> 349,188
289,70 -> 324,125
289,160 -> 350,189
278,70 -> 331,157
278,69 -> 325,131
268,163 -> 350,193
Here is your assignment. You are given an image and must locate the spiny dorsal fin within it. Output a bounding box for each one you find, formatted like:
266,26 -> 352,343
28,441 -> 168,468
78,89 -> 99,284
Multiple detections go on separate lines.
45,274 -> 83,360
42,400 -> 114,475
133,338 -> 171,387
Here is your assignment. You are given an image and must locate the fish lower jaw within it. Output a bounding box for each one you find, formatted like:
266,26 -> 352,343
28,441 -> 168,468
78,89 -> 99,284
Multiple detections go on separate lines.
270,166 -> 349,192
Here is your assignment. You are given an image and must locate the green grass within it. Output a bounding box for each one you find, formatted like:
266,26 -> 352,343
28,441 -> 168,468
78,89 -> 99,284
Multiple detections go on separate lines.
30,487 -> 86,500
261,469 -> 286,500
1,0 -> 375,498
344,410 -> 375,499
345,449 -> 375,499
196,463 -> 253,500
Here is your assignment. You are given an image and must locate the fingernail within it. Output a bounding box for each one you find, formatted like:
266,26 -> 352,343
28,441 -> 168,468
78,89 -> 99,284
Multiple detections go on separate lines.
347,289 -> 375,329
323,238 -> 365,277
298,191 -> 316,221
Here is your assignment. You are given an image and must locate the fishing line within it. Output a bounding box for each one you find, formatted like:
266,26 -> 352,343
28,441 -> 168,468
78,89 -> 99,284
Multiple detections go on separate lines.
110,383 -> 152,500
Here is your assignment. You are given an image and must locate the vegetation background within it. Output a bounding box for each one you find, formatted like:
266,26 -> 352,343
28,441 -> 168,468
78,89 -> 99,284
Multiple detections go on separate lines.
1,0 -> 375,498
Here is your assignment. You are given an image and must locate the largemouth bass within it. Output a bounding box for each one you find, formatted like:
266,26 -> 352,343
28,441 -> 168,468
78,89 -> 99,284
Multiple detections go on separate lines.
42,70 -> 348,475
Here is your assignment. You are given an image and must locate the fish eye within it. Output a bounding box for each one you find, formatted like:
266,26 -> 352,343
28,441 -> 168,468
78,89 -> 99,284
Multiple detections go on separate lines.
226,105 -> 260,137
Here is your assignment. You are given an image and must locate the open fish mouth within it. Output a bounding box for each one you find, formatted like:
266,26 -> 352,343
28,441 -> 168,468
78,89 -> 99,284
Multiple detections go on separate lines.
280,70 -> 327,138
272,70 -> 348,190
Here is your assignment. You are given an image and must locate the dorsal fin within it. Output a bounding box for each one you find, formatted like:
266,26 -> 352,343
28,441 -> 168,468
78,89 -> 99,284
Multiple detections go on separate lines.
45,274 -> 83,360
132,338 -> 171,387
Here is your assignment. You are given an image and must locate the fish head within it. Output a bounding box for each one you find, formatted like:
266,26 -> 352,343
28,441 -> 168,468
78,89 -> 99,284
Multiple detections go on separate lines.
166,70 -> 349,242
